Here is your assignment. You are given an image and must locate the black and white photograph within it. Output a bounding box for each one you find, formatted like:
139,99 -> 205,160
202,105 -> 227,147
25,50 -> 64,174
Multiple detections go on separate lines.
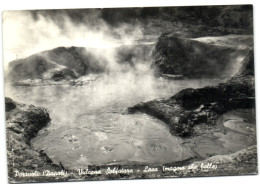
1,1 -> 258,184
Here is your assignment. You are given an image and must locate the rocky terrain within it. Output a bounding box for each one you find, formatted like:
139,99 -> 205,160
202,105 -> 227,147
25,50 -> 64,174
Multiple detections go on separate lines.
7,5 -> 253,85
151,35 -> 252,78
126,30 -> 257,176
129,48 -> 254,136
5,98 -> 67,183
7,47 -> 105,82
7,34 -> 252,85
7,44 -> 154,86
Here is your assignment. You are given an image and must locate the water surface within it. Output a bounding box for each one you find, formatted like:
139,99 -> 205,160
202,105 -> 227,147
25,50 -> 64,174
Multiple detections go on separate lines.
6,73 -> 248,169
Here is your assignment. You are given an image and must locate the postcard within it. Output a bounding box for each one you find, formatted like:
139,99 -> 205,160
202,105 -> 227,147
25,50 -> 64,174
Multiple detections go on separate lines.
2,5 -> 257,183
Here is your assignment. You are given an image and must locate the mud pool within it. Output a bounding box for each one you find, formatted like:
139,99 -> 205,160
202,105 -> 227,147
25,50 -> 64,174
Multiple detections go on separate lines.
183,109 -> 256,159
5,74 -> 256,170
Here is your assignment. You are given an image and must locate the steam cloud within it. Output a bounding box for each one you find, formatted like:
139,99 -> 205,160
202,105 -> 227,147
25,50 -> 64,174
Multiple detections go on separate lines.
3,10 -> 144,71
4,9 -> 164,108
3,8 -> 232,121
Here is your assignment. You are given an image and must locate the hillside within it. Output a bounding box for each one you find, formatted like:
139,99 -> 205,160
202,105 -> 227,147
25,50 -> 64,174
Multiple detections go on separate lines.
7,44 -> 155,84
8,47 -> 105,82
151,34 -> 253,78
7,5 -> 253,83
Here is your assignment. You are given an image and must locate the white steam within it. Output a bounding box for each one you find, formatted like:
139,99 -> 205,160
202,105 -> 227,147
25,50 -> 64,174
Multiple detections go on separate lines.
3,9 -> 160,108
3,10 -> 143,70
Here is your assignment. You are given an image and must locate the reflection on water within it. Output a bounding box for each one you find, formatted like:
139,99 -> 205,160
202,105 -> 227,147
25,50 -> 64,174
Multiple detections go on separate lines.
5,73 -> 231,169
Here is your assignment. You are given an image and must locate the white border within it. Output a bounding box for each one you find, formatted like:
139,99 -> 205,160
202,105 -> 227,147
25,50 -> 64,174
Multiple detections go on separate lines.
1,0 -> 259,184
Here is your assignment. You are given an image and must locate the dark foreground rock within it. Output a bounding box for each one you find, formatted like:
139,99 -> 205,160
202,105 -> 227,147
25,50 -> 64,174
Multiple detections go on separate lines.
129,49 -> 255,136
5,97 -> 68,183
